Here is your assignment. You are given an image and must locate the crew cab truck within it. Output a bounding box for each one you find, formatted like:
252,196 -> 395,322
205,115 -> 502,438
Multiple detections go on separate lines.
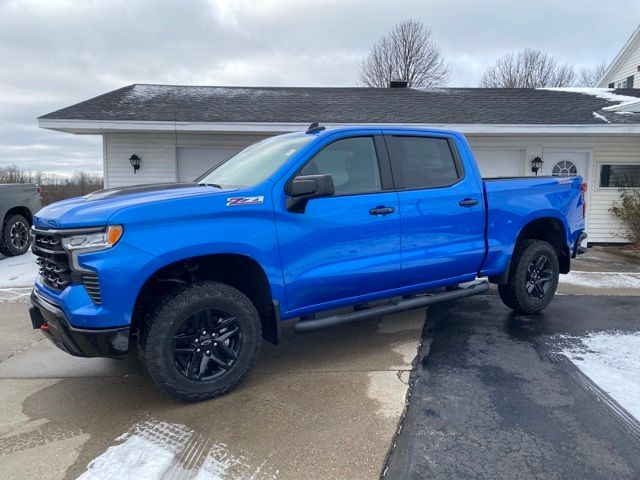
1,183 -> 41,256
28,125 -> 587,402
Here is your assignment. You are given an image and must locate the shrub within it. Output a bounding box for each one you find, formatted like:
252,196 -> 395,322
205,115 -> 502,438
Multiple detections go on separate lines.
610,184 -> 640,244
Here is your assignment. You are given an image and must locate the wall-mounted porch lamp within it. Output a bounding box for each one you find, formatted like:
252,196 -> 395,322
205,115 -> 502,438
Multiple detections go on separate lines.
531,156 -> 543,175
129,154 -> 141,174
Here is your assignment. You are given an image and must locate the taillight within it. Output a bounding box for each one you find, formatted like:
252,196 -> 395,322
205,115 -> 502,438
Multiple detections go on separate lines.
581,182 -> 587,218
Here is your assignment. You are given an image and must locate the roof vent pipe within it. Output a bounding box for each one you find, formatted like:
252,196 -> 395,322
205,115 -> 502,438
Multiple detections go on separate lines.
389,79 -> 408,88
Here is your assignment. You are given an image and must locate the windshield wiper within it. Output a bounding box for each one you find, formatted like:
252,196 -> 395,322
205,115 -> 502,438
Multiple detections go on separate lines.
199,183 -> 223,189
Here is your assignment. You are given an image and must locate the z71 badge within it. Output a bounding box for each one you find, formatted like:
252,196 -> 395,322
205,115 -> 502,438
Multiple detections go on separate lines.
226,196 -> 264,206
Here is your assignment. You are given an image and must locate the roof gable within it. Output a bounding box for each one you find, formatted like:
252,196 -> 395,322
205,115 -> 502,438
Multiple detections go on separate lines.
598,24 -> 640,87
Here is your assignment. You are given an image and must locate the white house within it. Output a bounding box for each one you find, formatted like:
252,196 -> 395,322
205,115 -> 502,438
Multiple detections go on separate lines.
599,24 -> 640,89
39,84 -> 640,244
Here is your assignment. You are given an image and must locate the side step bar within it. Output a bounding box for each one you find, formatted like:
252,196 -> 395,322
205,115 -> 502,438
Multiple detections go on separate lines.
294,280 -> 490,333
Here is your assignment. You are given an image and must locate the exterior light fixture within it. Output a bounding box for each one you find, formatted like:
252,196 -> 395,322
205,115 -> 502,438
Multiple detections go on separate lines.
129,154 -> 141,173
531,156 -> 543,175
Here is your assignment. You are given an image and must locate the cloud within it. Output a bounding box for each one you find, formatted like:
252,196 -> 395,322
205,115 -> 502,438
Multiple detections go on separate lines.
1,0 -> 639,174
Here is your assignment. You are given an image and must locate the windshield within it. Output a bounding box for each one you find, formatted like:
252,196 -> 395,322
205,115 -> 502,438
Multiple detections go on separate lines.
198,135 -> 312,187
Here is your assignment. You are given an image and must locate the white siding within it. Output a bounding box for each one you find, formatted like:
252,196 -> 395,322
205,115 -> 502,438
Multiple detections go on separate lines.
599,32 -> 640,87
104,133 -> 267,188
103,131 -> 640,243
466,135 -> 640,243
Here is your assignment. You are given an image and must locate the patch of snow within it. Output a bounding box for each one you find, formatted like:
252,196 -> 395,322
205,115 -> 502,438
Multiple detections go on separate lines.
78,420 -> 277,479
78,434 -> 177,480
615,111 -> 637,115
560,271 -> 640,289
557,331 -> 640,420
540,87 -> 640,112
592,111 -> 610,123
0,251 -> 38,288
78,421 -> 193,480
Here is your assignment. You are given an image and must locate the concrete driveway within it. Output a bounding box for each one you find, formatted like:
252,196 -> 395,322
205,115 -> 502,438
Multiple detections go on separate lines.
0,296 -> 423,480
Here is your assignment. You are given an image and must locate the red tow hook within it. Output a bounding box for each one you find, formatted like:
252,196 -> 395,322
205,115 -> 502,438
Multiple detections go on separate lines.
40,322 -> 50,332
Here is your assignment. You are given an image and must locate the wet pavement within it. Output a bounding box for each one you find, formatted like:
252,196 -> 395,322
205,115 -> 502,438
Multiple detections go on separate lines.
0,300 -> 423,480
386,295 -> 640,479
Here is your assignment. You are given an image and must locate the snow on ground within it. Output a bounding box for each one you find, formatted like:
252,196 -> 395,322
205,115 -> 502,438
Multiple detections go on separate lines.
540,87 -> 640,112
78,420 -> 276,480
560,271 -> 640,289
558,331 -> 640,421
0,251 -> 38,288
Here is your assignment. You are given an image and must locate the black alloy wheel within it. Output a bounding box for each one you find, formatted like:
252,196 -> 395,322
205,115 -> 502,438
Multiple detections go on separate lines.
172,309 -> 243,381
525,255 -> 553,300
138,281 -> 262,402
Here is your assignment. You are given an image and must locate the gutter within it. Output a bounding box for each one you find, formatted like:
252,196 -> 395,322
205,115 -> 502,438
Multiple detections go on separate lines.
37,118 -> 640,136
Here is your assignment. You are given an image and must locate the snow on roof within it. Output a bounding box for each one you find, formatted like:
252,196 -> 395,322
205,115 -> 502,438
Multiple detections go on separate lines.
540,87 -> 640,112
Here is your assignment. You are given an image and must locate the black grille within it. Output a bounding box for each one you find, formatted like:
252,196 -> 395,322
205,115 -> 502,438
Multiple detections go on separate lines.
32,231 -> 71,290
82,273 -> 102,304
32,229 -> 102,304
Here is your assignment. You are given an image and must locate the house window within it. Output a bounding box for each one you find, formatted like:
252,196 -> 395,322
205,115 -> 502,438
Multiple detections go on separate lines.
614,76 -> 634,88
552,160 -> 577,177
599,164 -> 640,187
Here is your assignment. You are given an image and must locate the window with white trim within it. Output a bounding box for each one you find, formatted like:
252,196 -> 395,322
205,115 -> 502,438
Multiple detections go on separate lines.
552,160 -> 577,177
599,164 -> 640,187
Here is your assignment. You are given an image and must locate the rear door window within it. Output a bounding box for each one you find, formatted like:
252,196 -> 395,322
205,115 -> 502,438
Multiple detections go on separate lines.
386,136 -> 461,189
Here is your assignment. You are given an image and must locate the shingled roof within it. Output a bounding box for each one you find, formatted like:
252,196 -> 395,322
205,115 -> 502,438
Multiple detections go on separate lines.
39,84 -> 640,126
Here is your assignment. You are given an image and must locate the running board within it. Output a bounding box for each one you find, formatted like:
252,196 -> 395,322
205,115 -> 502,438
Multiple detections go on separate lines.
294,280 -> 490,333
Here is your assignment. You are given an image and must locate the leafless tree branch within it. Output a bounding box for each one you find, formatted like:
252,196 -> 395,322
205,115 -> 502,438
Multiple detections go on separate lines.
480,48 -> 576,88
359,19 -> 450,88
578,62 -> 608,87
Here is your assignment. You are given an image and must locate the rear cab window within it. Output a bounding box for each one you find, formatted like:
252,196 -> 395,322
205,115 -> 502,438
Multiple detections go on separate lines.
385,135 -> 462,190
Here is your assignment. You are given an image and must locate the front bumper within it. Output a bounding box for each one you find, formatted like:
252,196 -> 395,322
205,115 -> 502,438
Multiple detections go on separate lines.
29,289 -> 130,358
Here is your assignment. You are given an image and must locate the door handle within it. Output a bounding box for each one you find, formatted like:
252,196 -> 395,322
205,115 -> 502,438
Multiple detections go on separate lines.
369,206 -> 395,216
458,198 -> 479,207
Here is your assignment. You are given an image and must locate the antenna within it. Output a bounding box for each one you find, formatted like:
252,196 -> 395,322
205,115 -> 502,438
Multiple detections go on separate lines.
305,122 -> 326,134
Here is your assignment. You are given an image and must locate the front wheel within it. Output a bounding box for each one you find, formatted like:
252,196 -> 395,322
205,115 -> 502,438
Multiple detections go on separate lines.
138,281 -> 262,402
0,214 -> 31,257
498,239 -> 559,314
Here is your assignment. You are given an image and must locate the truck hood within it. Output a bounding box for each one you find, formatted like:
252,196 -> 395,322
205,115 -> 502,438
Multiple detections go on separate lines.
34,183 -> 235,229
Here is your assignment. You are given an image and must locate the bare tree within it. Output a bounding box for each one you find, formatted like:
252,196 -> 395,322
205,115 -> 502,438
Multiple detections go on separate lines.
578,62 -> 608,87
359,19 -> 450,88
480,48 -> 575,88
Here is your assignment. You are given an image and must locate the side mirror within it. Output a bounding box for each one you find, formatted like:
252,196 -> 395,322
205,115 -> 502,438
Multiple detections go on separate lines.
285,174 -> 335,212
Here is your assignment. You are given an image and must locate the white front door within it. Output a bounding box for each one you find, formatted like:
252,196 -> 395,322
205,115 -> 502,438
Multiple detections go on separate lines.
540,150 -> 590,184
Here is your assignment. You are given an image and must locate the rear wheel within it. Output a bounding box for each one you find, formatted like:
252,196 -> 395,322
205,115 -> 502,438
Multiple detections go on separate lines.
138,281 -> 262,402
498,239 -> 559,314
0,214 -> 31,257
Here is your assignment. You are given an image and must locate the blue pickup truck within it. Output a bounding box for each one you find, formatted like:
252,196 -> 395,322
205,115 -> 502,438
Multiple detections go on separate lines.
28,125 -> 586,401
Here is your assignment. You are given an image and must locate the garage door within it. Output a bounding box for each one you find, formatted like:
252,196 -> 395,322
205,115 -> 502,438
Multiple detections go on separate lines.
177,146 -> 244,182
473,149 -> 525,178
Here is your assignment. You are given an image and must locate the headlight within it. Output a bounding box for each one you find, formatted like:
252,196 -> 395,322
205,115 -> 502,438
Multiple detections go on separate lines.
62,225 -> 123,252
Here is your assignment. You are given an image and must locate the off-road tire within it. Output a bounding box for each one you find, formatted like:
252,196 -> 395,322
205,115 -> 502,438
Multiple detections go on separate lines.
138,281 -> 262,402
0,214 -> 31,257
498,239 -> 559,314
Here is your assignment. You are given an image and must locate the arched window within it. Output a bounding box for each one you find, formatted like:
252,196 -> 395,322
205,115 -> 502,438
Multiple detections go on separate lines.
552,160 -> 577,177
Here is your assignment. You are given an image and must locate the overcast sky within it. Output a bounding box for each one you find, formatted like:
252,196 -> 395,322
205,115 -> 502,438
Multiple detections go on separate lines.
1,0 -> 639,175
